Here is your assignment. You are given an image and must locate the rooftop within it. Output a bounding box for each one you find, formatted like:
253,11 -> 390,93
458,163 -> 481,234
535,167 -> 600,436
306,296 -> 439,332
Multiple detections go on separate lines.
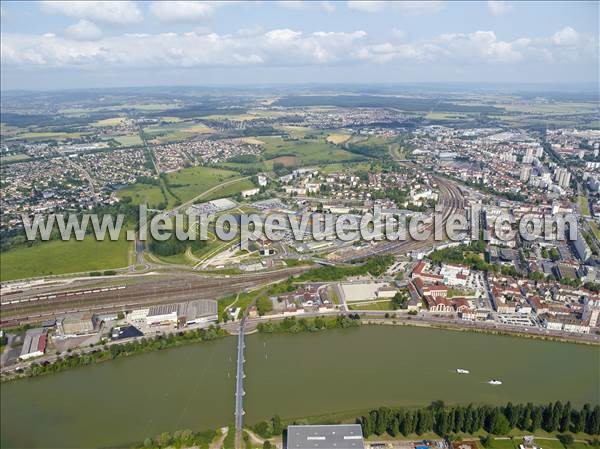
287,425 -> 364,449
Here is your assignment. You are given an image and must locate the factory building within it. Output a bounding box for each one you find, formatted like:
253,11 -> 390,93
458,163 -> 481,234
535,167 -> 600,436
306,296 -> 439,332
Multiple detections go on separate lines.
287,425 -> 364,449
129,299 -> 218,327
177,299 -> 218,325
19,328 -> 48,360
146,304 -> 179,326
59,312 -> 97,337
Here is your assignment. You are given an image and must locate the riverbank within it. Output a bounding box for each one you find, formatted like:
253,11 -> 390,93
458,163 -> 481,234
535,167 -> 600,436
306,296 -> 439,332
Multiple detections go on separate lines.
1,325 -> 228,382
2,326 -> 598,448
3,313 -> 597,382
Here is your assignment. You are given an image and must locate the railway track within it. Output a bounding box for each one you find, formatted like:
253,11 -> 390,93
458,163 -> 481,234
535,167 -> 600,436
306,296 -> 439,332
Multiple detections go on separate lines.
0,267 -> 310,326
340,173 -> 465,261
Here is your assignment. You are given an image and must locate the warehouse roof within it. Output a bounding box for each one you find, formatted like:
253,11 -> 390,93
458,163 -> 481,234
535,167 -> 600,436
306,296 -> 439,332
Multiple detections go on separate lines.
177,299 -> 217,320
147,304 -> 178,317
287,425 -> 364,449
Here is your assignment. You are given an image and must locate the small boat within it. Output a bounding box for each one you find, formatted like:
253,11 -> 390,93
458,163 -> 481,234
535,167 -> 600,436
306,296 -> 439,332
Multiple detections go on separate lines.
488,379 -> 503,385
456,369 -> 470,374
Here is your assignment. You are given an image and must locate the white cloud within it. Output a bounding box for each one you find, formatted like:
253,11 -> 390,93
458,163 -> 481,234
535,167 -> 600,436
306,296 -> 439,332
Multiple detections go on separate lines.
347,1 -> 386,13
435,30 -> 523,63
149,1 -> 215,22
348,1 -> 443,14
487,1 -> 512,16
1,26 -> 595,70
276,1 -> 336,12
391,28 -> 407,40
65,19 -> 102,40
552,26 -> 579,46
40,1 -> 142,25
392,1 -> 444,15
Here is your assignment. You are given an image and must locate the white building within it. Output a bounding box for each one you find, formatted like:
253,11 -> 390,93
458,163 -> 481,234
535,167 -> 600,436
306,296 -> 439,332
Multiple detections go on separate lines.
19,328 -> 47,360
241,188 -> 260,198
146,304 -> 178,326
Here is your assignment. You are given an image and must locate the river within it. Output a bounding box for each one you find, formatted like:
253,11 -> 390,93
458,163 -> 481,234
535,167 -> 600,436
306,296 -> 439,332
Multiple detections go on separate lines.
1,326 -> 598,448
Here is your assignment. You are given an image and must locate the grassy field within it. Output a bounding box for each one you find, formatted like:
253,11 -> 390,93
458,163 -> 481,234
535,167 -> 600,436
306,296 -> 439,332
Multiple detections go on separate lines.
116,182 -> 166,208
425,111 -> 471,120
113,134 -> 143,146
349,300 -> 394,311
118,166 -> 247,208
502,102 -> 599,115
0,153 -> 31,164
203,178 -> 255,201
167,166 -> 241,202
1,236 -> 131,281
578,195 -> 591,216
261,136 -> 362,165
589,220 -> 600,240
326,132 -> 352,144
6,131 -> 87,142
144,121 -> 214,144
91,117 -> 126,127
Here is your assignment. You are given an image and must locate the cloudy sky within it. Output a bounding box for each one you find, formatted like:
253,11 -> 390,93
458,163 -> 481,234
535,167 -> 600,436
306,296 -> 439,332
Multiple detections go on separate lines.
1,1 -> 598,90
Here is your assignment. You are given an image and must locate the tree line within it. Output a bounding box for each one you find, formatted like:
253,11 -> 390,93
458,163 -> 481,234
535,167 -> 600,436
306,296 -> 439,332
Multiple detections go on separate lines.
257,315 -> 361,334
6,326 -> 226,381
356,401 -> 600,438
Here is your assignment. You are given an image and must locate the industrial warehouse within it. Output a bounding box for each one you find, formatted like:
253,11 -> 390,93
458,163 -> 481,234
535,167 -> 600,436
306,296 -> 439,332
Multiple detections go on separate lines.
286,425 -> 365,449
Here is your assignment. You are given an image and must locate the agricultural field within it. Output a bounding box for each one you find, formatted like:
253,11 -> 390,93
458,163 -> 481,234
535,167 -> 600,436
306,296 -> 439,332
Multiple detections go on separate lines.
5,131 -> 87,142
58,102 -> 181,114
502,101 -> 599,115
326,132 -> 352,144
0,236 -> 131,281
91,117 -> 126,127
143,121 -> 214,144
425,112 -> 472,120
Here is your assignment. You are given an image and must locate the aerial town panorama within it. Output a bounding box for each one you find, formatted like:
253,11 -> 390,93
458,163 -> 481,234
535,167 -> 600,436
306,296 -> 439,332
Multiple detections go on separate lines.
0,1 -> 599,449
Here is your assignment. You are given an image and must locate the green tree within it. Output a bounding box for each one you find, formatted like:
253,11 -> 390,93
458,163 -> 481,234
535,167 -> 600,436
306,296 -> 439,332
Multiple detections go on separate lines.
588,405 -> 600,435
272,415 -> 283,435
488,410 -> 511,435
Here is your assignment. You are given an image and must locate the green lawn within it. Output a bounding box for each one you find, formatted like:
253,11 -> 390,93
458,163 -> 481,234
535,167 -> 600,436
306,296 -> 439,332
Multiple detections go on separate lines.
204,178 -> 255,201
113,134 -> 143,147
116,182 -> 166,209
166,166 -> 243,203
578,196 -> 591,216
1,236 -> 131,281
0,153 -> 31,164
117,166 -> 246,209
7,131 -> 86,142
589,221 -> 600,240
349,300 -> 394,311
